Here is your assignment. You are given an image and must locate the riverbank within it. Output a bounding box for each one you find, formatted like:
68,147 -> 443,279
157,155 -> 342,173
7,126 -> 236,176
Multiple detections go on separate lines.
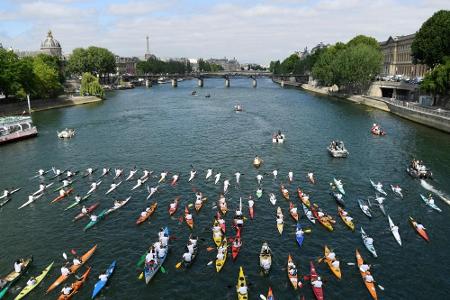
272,78 -> 450,134
0,95 -> 103,117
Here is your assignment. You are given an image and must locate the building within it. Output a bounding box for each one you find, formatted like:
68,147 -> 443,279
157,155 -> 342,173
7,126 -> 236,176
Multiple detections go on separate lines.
379,33 -> 428,78
207,57 -> 240,71
14,30 -> 63,59
115,56 -> 139,75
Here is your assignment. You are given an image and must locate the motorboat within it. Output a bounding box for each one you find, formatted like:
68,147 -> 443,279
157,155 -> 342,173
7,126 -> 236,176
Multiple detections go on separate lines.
272,133 -> 285,144
327,140 -> 348,158
57,128 -> 75,139
234,104 -> 243,112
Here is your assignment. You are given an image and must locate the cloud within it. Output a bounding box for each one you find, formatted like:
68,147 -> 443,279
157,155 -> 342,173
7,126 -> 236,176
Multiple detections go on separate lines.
107,1 -> 171,16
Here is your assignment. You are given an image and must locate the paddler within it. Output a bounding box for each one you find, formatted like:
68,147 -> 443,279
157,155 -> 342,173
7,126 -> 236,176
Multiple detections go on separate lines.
214,173 -> 221,184
62,179 -> 70,187
81,205 -> 88,215
102,168 -> 109,176
272,169 -> 278,179
72,256 -> 82,266
260,257 -> 271,270
361,203 -> 370,212
206,169 -> 213,180
38,169 -> 45,176
428,194 -> 435,205
75,194 -> 82,203
256,174 -> 263,185
66,170 -> 73,177
182,250 -> 192,263
157,246 -> 167,259
60,263 -> 71,276
185,211 -> 193,222
296,227 -> 304,236
416,222 -> 426,231
158,228 -> 166,239
365,274 -> 374,283
237,282 -> 248,295
89,214 -> 98,223
359,263 -> 370,273
159,171 -> 167,182
113,200 -> 121,208
2,189 -> 9,198
61,284 -> 73,295
90,181 -> 98,191
59,189 -> 66,197
53,167 -> 61,176
332,259 -> 340,269
312,277 -> 323,288
234,172 -> 241,184
26,277 -> 36,286
38,183 -> 46,193
169,200 -> 177,211
145,247 -> 157,264
276,215 -> 283,225
248,197 -> 254,209
189,169 -> 196,181
14,259 -> 23,272
288,170 -> 293,182
110,182 -> 117,191
186,241 -> 195,254
86,167 -> 93,175
171,174 -> 179,184
233,238 -> 242,248
290,205 -> 298,216
326,251 -> 336,260
189,235 -> 198,247
223,179 -> 230,193
235,214 -> 244,227
160,234 -> 169,247
98,273 -> 108,282
115,168 -> 123,178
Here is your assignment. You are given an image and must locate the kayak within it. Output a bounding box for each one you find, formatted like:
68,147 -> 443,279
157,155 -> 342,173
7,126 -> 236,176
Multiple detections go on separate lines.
216,211 -> 226,233
361,227 -> 377,257
52,179 -> 77,192
333,178 -> 345,195
46,245 -> 97,293
168,197 -> 180,216
276,207 -> 284,235
188,170 -> 196,182
358,199 -> 372,218
64,193 -> 92,211
248,200 -> 254,219
356,249 -> 377,300
388,215 -> 402,246
337,206 -> 354,231
14,261 -> 54,300
73,203 -> 100,222
311,204 -> 333,231
32,182 -> 54,196
56,266 -> 90,300
269,193 -> 276,206
409,216 -> 430,242
105,181 -> 122,195
105,196 -> 131,215
256,188 -> 263,199
92,261 -> 116,298
390,185 -> 403,198
330,191 -> 345,207
373,196 -> 386,216
295,223 -> 304,248
289,202 -> 299,221
280,185 -> 289,200
82,168 -> 98,178
236,266 -> 248,300
86,180 -> 102,195
370,179 -> 387,196
259,242 -> 272,275
287,254 -> 298,290
182,237 -> 198,268
302,203 -> 316,224
267,287 -> 274,300
0,257 -> 33,299
420,194 -> 442,212
215,240 -> 227,272
194,197 -> 207,213
185,206 -> 194,229
310,261 -> 323,300
136,202 -> 158,225
212,219 -> 223,247
143,227 -> 169,284
324,245 -> 341,279
297,188 -> 311,207
50,188 -> 74,203
18,193 -> 44,210
231,229 -> 242,260
84,210 -> 107,231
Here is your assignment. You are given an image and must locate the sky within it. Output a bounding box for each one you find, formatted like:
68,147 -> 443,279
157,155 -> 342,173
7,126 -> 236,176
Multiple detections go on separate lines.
0,0 -> 449,65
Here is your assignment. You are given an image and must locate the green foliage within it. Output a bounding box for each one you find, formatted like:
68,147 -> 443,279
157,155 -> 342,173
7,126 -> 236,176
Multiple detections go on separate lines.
32,57 -> 63,99
420,57 -> 450,96
137,57 -> 191,74
67,46 -> 116,79
197,59 -> 224,72
269,60 -> 281,74
80,72 -> 104,98
412,10 -> 450,67
347,35 -> 380,50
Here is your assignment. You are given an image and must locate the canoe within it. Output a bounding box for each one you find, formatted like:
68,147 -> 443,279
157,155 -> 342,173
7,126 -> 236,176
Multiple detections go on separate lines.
56,266 -> 90,300
370,179 -> 387,196
388,215 -> 402,246
409,216 -> 430,242
0,257 -> 33,299
194,197 -> 207,213
18,193 -> 44,210
185,206 -> 194,229
267,287 -> 274,300
64,193 -> 92,211
289,202 -> 299,221
143,227 -> 169,284
302,203 -> 316,224
269,193 -> 276,206
280,186 -> 289,200
295,223 -> 304,248
297,188 -> 311,207
310,261 -> 323,300
248,200 -> 254,219
337,206 -> 354,231
105,181 -> 122,195
46,245 -> 97,293
420,194 -> 442,212
51,188 -> 74,203
361,227 -> 377,257
168,197 -> 180,216
358,199 -> 372,218
256,189 -> 263,199
259,242 -> 272,275
105,197 -> 131,215
73,203 -> 100,222
14,261 -> 53,300
356,249 -> 377,300
330,191 -> 345,207
84,210 -> 107,231
92,261 -> 116,299
236,266 -> 248,300
324,245 -> 341,279
276,207 -> 284,235
287,254 -> 298,290
333,178 -> 345,195
231,229 -> 242,260
215,240 -> 227,272
136,202 -> 158,224
311,205 -> 333,231
212,219 -> 223,247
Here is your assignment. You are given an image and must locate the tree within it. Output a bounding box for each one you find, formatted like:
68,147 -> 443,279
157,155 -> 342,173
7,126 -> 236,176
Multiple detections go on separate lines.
32,57 -> 63,99
269,60 -> 281,74
412,10 -> 450,67
279,54 -> 300,74
67,46 -> 116,81
80,72 -> 104,98
67,48 -> 89,76
347,35 -> 380,50
420,57 -> 450,100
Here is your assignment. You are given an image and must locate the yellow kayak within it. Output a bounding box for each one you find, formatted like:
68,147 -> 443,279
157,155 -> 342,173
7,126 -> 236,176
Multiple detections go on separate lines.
14,262 -> 54,300
213,219 -> 223,247
324,246 -> 341,279
276,207 -> 284,235
338,206 -> 355,231
236,266 -> 248,300
216,240 -> 228,272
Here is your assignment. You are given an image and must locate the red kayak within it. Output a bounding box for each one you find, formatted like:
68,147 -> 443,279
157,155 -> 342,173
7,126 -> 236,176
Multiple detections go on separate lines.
310,261 -> 324,300
216,211 -> 226,233
73,203 -> 99,221
409,216 -> 430,242
371,127 -> 386,136
168,196 -> 180,216
248,201 -> 254,219
51,188 -> 74,203
231,228 -> 242,260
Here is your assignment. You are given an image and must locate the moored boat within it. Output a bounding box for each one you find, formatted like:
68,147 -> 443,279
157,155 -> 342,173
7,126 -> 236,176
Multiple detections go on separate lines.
0,116 -> 38,145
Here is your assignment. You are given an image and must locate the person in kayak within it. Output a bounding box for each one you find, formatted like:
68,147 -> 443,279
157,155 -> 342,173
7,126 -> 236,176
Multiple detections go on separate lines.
332,259 -> 340,269
365,274 -> 374,283
86,167 -> 93,175
73,256 -> 82,266
187,241 -> 195,254
2,189 -> 9,198
312,277 -> 323,288
62,179 -> 70,187
233,237 -> 242,248
89,214 -> 98,223
290,205 -> 298,217
296,227 -> 304,237
272,169 -> 278,179
238,282 -> 248,295
38,169 -> 45,176
26,276 -> 36,286
81,205 -> 88,215
234,172 -> 241,184
189,235 -> 198,247
115,168 -> 123,178
160,234 -> 169,247
195,192 -> 202,202
99,273 -> 108,282
145,248 -> 157,264
60,264 -> 71,276
101,168 -> 109,176
359,263 -> 370,273
182,251 -> 192,263
75,194 -> 82,203
248,197 -> 254,209
90,182 -> 98,191
261,243 -> 271,255
59,189 -> 66,197
428,194 -> 435,205
288,170 -> 293,182
157,246 -> 167,259
361,203 -> 370,212
113,200 -> 121,208
256,174 -> 263,185
66,170 -> 73,177
61,284 -> 73,295
109,183 -> 117,191
169,201 -> 177,211
416,222 -> 426,231
214,173 -> 221,184
364,236 -> 374,245
260,257 -> 271,271
186,212 -> 193,222
14,260 -> 23,272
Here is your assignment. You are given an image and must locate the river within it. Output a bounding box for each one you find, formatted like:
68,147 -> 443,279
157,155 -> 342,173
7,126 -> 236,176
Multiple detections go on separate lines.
0,77 -> 449,299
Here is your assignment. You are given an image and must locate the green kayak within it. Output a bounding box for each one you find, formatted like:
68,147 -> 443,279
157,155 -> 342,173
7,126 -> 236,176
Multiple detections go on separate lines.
84,209 -> 107,231
64,193 -> 92,211
14,262 -> 54,300
52,179 -> 78,192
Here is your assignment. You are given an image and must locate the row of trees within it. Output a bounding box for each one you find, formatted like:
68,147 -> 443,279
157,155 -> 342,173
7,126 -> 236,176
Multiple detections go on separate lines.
67,46 -> 116,83
0,50 -> 63,100
197,59 -> 224,72
269,47 -> 326,75
136,57 -> 192,75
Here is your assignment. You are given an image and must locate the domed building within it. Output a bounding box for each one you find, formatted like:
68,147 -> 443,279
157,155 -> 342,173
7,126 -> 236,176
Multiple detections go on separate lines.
40,30 -> 62,57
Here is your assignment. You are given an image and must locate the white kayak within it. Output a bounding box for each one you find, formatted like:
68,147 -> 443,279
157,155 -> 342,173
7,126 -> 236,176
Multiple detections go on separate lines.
214,173 -> 221,185
125,170 -> 137,181
105,181 -> 122,195
370,179 -> 387,196
302,203 -> 316,224
18,193 -> 44,209
0,188 -> 21,200
390,185 -> 403,198
333,178 -> 345,195
105,197 -> 131,215
361,227 -> 377,258
32,182 -> 54,196
206,169 -> 213,180
188,171 -> 196,182
358,199 -> 372,218
87,180 -> 102,195
269,193 -> 276,206
388,215 -> 402,246
420,194 -> 442,212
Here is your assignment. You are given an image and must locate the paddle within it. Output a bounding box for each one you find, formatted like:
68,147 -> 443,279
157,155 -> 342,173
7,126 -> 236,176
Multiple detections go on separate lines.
175,261 -> 183,269
63,252 -> 68,260
259,295 -> 267,300
206,247 -> 216,252
206,260 -> 214,266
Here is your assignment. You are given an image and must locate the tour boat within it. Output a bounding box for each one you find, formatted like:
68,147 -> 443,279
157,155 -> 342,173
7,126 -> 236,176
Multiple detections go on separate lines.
0,116 -> 38,145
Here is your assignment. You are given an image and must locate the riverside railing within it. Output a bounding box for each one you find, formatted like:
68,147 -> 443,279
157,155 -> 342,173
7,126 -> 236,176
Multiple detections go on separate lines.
380,98 -> 450,120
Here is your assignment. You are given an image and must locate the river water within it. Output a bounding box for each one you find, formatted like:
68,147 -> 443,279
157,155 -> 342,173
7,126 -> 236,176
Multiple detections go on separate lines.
1,78 -> 449,299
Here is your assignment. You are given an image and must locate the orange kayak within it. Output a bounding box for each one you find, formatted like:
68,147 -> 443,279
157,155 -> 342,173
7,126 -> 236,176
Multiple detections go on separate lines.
287,254 -> 298,290
297,188 -> 310,207
280,185 -> 289,200
51,188 -> 74,203
46,245 -> 97,293
185,206 -> 194,229
168,196 -> 180,216
409,216 -> 430,242
136,202 -> 157,225
57,267 -> 91,300
356,249 -> 377,300
289,202 -> 299,221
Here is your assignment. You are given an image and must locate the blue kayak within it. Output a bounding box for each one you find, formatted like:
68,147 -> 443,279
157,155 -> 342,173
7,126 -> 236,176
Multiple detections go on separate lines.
295,223 -> 304,247
91,260 -> 116,299
144,227 -> 169,284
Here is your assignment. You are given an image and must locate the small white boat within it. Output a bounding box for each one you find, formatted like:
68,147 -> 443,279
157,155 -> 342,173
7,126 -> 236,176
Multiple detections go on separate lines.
272,134 -> 285,144
105,181 -> 122,195
269,193 -> 276,205
388,215 -> 402,246
57,128 -> 75,139
370,180 -> 387,196
420,194 -> 442,212
390,185 -> 403,198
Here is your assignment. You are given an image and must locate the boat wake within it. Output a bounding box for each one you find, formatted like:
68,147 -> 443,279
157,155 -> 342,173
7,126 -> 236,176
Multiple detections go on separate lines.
420,179 -> 450,206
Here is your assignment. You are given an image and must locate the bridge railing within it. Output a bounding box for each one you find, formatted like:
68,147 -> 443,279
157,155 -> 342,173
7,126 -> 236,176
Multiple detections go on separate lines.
383,98 -> 450,120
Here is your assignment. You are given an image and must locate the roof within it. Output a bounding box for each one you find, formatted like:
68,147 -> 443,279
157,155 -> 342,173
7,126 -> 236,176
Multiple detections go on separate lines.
41,30 -> 61,49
